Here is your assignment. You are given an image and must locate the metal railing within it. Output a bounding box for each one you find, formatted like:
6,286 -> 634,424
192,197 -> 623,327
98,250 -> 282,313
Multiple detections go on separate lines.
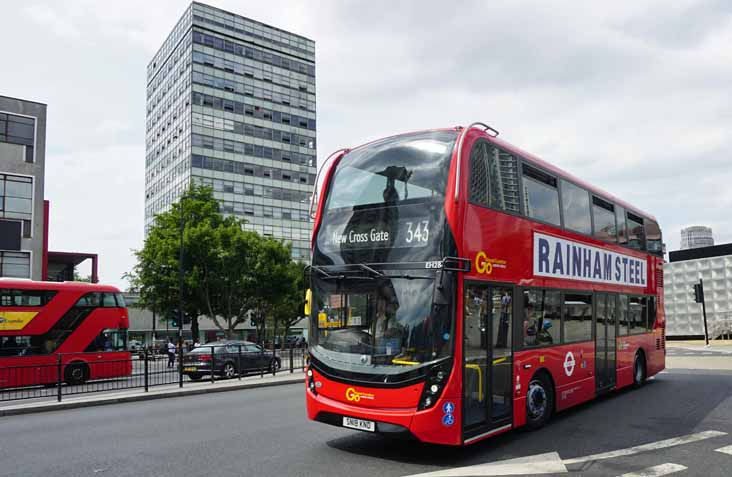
0,344 -> 307,403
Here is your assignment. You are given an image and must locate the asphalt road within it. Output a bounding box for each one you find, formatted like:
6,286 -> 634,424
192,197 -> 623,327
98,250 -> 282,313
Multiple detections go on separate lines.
2,366 -> 732,477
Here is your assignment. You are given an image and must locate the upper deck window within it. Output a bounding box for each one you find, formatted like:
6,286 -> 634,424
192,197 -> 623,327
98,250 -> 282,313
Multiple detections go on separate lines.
468,142 -> 520,213
0,289 -> 57,307
645,220 -> 662,255
560,180 -> 591,235
324,131 -> 457,212
522,165 -> 561,226
627,212 -> 645,251
592,196 -> 617,243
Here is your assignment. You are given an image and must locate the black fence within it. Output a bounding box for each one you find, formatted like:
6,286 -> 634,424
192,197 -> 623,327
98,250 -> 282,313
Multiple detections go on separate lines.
0,344 -> 307,403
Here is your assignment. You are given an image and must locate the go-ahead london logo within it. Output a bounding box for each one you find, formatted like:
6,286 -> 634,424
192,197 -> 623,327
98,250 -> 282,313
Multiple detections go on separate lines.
563,351 -> 576,377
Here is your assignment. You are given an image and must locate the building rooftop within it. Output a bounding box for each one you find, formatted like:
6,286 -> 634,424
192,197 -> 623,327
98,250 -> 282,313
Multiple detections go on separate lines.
669,242 -> 732,262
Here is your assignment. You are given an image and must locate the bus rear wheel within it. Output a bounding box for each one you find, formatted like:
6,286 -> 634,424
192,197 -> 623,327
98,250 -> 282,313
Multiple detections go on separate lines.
633,352 -> 646,388
526,373 -> 553,430
65,362 -> 89,386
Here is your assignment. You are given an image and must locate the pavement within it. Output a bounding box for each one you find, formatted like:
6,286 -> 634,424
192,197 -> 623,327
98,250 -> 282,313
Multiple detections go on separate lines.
0,369 -> 304,417
666,339 -> 732,370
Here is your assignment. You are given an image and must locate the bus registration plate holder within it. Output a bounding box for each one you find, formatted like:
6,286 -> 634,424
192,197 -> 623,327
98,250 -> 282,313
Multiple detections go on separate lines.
343,416 -> 375,432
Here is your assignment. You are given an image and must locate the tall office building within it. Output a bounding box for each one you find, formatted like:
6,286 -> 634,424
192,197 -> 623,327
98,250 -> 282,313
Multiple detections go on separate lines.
145,2 -> 316,260
680,226 -> 714,250
0,96 -> 46,279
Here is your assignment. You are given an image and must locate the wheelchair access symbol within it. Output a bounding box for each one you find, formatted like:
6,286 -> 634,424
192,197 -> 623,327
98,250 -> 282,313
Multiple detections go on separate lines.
442,414 -> 455,426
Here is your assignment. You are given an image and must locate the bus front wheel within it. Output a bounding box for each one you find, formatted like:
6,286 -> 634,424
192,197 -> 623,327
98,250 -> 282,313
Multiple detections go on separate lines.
65,362 -> 89,386
526,372 -> 554,430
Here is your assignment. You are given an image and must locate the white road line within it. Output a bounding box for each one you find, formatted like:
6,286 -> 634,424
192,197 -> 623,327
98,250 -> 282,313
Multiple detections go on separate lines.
563,430 -> 727,465
401,452 -> 568,477
715,444 -> 732,455
617,463 -> 687,477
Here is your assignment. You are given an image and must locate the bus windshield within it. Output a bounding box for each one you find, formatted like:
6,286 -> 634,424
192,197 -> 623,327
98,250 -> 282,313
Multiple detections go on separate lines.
310,275 -> 452,374
325,130 -> 457,212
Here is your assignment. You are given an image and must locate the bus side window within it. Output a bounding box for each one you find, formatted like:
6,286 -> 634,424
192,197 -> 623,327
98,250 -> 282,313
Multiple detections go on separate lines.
627,212 -> 645,251
522,165 -> 561,226
645,220 -> 662,256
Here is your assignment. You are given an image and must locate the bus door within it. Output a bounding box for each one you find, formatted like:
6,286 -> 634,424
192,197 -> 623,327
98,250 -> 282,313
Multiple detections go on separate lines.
595,293 -> 617,393
462,282 -> 513,438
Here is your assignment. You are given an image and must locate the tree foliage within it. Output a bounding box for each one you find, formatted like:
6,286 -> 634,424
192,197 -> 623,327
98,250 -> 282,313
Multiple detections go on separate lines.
128,184 -> 302,340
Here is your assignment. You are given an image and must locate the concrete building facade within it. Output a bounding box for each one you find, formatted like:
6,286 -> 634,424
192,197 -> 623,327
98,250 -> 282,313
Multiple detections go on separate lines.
0,96 -> 46,280
144,2 -> 316,260
664,243 -> 732,337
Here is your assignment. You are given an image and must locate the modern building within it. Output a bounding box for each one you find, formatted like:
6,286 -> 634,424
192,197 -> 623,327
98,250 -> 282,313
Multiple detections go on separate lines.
0,95 -> 101,282
664,243 -> 732,337
680,226 -> 714,250
144,2 -> 316,261
0,96 -> 46,280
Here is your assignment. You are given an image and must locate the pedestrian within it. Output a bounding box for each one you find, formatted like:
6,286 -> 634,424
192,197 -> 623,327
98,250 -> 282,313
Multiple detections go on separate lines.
193,339 -> 200,349
167,339 -> 176,368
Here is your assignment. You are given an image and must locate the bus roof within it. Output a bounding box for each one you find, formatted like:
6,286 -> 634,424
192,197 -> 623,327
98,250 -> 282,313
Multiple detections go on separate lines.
341,126 -> 656,223
0,279 -> 121,293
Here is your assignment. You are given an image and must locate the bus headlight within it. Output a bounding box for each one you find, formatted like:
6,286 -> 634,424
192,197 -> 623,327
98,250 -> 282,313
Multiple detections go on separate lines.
307,366 -> 317,396
418,360 -> 452,410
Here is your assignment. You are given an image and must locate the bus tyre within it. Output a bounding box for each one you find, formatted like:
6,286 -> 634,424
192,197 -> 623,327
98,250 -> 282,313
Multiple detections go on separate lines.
526,373 -> 553,430
633,352 -> 646,388
65,363 -> 89,385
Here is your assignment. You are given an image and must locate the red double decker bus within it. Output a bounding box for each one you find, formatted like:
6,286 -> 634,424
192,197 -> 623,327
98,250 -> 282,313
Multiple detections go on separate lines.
0,280 -> 131,388
305,124 -> 664,445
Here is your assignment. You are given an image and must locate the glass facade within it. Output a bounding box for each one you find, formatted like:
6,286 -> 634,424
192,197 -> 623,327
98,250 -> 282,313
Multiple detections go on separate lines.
144,3 -> 316,260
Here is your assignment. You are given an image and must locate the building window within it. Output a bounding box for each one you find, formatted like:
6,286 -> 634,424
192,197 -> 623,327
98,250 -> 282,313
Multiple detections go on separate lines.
0,251 -> 31,278
0,174 -> 33,221
0,113 -> 35,151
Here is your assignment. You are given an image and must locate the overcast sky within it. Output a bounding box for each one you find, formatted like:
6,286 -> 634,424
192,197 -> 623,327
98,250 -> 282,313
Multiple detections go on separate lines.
2,0 -> 731,288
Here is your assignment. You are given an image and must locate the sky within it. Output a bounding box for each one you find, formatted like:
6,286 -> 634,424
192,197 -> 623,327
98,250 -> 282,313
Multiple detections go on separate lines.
1,0 -> 731,288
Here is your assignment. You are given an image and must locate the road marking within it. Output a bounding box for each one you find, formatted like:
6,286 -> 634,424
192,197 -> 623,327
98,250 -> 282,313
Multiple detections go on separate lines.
715,444 -> 732,455
616,463 -> 687,477
402,452 -> 568,477
563,430 -> 727,465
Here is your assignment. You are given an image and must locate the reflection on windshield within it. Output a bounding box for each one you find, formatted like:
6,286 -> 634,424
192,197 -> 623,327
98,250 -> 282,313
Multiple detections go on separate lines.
324,131 -> 457,212
311,276 -> 452,372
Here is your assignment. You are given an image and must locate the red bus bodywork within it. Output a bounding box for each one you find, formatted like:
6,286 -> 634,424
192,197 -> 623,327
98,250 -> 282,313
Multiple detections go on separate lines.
0,280 -> 131,388
306,126 -> 665,445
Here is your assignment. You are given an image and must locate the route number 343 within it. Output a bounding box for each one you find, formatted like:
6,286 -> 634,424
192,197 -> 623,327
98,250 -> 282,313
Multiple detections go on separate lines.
405,221 -> 429,243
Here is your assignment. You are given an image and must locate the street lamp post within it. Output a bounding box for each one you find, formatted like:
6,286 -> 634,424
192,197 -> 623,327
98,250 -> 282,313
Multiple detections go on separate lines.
178,199 -> 185,388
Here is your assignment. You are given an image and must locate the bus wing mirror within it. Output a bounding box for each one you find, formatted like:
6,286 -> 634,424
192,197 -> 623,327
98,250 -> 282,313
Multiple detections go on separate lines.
304,289 -> 312,316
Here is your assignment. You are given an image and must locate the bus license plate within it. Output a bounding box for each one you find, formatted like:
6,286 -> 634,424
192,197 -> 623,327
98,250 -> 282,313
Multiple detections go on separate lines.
343,417 -> 375,432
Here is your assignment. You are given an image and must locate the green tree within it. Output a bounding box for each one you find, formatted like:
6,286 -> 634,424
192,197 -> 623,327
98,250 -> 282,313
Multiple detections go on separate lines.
127,184 -> 224,339
128,183 -> 302,342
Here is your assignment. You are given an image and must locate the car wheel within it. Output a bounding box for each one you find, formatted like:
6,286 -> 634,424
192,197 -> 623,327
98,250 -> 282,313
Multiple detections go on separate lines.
526,372 -> 553,430
65,362 -> 89,386
269,359 -> 281,373
633,352 -> 646,387
223,362 -> 237,379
